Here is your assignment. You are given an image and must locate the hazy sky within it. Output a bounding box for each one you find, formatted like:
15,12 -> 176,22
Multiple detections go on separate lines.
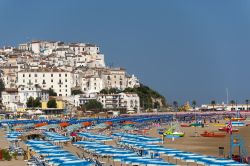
1,0 -> 250,105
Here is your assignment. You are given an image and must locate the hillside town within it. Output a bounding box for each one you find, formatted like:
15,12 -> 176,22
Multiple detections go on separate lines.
0,40 -> 142,116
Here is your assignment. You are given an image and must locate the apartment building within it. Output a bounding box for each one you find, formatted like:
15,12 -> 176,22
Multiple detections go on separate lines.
17,68 -> 73,97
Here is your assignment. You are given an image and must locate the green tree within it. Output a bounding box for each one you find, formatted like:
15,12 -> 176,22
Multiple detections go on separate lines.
245,99 -> 249,111
47,99 -> 57,108
26,97 -> 34,108
26,97 -> 41,108
48,88 -> 57,96
100,89 -> 109,94
0,79 -> 5,98
173,101 -> 178,112
100,88 -> 121,94
71,89 -> 83,95
192,100 -> 196,109
230,100 -> 235,110
153,101 -> 160,109
34,97 -> 41,107
123,84 -> 166,110
84,99 -> 103,110
211,100 -> 216,111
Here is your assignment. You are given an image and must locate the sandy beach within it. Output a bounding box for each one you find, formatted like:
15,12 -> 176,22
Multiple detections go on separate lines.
0,119 -> 249,166
149,122 -> 250,157
0,129 -> 26,166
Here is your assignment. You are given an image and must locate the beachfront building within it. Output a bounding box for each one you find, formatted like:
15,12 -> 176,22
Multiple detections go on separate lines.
1,88 -> 20,112
18,85 -> 49,104
72,92 -> 140,113
200,103 -> 250,111
17,68 -> 73,97
97,93 -> 140,113
119,92 -> 140,113
74,93 -> 97,107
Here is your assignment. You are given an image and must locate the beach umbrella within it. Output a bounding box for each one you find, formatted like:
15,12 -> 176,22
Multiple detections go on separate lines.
34,109 -> 43,114
60,122 -> 70,127
82,122 -> 91,127
35,122 -> 48,127
123,121 -> 135,125
59,160 -> 92,166
104,121 -> 113,125
94,123 -> 109,129
122,125 -> 135,131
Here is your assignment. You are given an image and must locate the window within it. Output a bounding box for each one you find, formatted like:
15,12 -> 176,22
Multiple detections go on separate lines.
35,74 -> 37,77
42,80 -> 46,84
59,94 -> 62,96
65,79 -> 67,82
59,74 -> 61,77
66,89 -> 67,92
23,74 -> 25,77
65,74 -> 67,77
43,74 -> 45,77
23,80 -> 25,83
51,79 -> 53,83
59,89 -> 61,92
59,85 -> 61,87
51,74 -> 53,77
29,74 -> 31,77
51,85 -> 53,88
65,85 -> 67,87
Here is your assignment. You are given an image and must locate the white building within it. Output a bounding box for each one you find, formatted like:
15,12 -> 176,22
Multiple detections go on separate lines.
102,68 -> 127,90
1,88 -> 19,111
17,68 -> 73,97
74,93 -> 97,107
127,75 -> 140,88
200,103 -> 250,111
119,92 -> 140,112
18,84 -> 49,104
96,92 -> 140,113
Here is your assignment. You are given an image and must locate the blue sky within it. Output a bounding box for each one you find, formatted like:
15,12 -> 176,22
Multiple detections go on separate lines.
1,0 -> 250,105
